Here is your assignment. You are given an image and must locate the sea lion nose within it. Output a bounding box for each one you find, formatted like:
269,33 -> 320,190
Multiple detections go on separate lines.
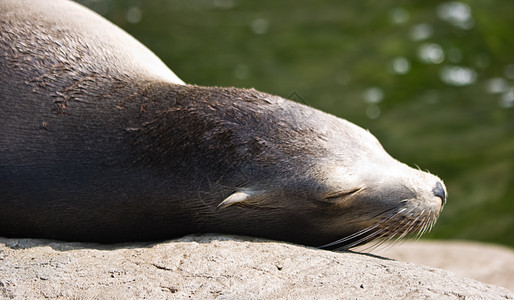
432,181 -> 446,206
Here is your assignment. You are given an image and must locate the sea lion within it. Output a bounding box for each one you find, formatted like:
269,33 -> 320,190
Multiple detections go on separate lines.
0,0 -> 446,249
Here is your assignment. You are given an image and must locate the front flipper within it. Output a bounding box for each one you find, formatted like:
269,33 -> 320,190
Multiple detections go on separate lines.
217,190 -> 256,210
217,189 -> 274,210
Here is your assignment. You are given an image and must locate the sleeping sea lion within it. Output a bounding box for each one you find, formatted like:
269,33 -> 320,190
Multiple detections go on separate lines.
0,0 -> 446,249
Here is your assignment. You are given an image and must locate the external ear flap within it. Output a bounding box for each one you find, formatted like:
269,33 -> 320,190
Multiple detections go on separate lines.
217,189 -> 259,210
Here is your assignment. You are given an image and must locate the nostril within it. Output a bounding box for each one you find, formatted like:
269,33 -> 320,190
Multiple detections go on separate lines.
432,181 -> 446,205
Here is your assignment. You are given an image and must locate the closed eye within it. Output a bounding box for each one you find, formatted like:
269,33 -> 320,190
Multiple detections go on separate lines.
323,187 -> 363,202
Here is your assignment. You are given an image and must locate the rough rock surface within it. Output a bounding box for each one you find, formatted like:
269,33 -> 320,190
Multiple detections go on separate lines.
0,235 -> 512,299
374,240 -> 514,293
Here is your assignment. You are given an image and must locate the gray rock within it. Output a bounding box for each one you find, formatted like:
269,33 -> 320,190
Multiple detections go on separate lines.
0,235 -> 512,299
374,240 -> 514,293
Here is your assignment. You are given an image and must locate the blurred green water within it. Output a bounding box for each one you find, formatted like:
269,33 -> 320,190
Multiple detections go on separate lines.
79,0 -> 514,247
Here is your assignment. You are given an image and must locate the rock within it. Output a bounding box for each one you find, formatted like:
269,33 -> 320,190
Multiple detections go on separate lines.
374,240 -> 514,293
0,235 -> 512,299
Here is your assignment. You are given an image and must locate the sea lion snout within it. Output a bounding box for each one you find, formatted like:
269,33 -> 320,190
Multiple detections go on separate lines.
406,168 -> 447,213
315,173 -> 446,250
312,142 -> 446,250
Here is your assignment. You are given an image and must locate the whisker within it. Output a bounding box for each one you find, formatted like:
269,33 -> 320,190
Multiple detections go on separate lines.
319,223 -> 381,249
334,228 -> 383,251
320,208 -> 403,249
335,215 -> 403,251
356,237 -> 387,253
418,219 -> 432,238
403,210 -> 422,234
359,209 -> 422,251
356,225 -> 399,252
320,204 -> 440,252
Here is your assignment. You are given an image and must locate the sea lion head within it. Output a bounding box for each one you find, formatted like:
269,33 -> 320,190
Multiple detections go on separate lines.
201,87 -> 446,250
306,118 -> 446,250
312,138 -> 446,250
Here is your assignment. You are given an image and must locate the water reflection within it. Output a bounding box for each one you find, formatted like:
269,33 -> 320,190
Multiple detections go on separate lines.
366,104 -> 381,119
418,43 -> 445,64
363,87 -> 384,104
251,18 -> 270,35
381,1 -> 511,111
437,1 -> 474,30
500,88 -> 514,108
126,6 -> 142,24
390,57 -> 410,75
486,78 -> 508,94
505,64 -> 514,80
440,65 -> 477,86
363,87 -> 382,118
213,0 -> 235,9
389,7 -> 410,25
409,24 -> 434,41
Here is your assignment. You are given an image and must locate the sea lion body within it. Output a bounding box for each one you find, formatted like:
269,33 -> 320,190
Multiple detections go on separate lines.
0,0 -> 446,248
